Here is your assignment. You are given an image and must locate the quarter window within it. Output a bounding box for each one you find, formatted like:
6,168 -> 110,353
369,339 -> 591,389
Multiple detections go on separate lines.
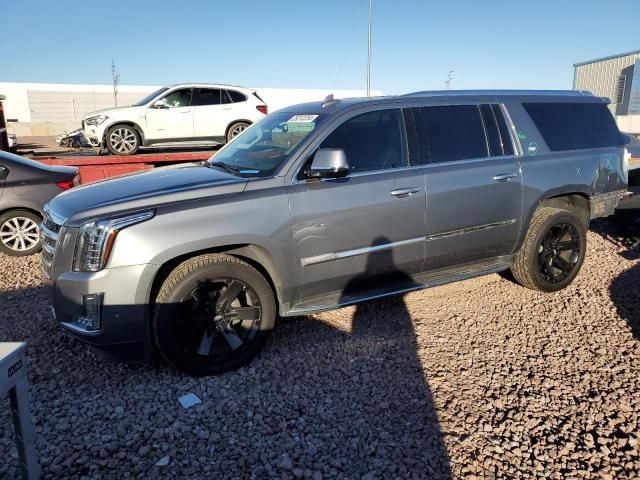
522,102 -> 624,151
413,105 -> 488,163
225,90 -> 247,103
318,109 -> 409,173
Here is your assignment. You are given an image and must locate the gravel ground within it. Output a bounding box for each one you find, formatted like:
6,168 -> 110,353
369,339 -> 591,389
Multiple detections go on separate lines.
1,227 -> 639,479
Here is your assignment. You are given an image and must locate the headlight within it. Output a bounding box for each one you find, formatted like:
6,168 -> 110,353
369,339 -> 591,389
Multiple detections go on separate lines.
73,211 -> 154,272
84,115 -> 108,126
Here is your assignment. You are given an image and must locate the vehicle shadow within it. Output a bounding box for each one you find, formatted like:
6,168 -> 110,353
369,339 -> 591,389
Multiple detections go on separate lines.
0,243 -> 452,479
331,236 -> 452,478
610,262 -> 640,340
590,219 -> 640,340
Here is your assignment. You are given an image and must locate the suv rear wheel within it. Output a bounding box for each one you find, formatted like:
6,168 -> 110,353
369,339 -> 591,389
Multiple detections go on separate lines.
511,207 -> 586,292
106,125 -> 141,155
153,254 -> 276,376
0,210 -> 42,256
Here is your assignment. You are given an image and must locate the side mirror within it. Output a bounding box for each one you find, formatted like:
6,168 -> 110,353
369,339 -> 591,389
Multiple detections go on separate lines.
307,148 -> 349,179
150,103 -> 169,110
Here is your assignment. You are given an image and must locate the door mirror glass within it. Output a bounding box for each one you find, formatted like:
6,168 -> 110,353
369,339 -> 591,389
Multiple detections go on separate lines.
307,149 -> 349,179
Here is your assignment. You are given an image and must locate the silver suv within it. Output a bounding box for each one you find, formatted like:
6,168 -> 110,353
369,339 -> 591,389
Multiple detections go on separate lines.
43,90 -> 628,375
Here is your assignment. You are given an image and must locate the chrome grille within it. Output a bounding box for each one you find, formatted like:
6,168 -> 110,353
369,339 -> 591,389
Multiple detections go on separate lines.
41,210 -> 63,278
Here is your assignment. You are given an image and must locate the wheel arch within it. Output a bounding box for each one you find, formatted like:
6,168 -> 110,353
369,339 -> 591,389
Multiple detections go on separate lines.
102,121 -> 145,145
0,206 -> 43,220
515,191 -> 591,254
148,243 -> 284,315
224,119 -> 253,141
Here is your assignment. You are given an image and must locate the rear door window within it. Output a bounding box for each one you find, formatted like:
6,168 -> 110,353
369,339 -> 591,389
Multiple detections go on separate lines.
479,104 -> 515,157
522,102 -> 624,151
492,105 -> 514,156
413,105 -> 488,163
193,88 -> 222,106
480,104 -> 503,157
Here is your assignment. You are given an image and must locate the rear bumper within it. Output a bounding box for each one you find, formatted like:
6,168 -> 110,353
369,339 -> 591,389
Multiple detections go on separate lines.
46,264 -> 154,361
590,190 -> 626,219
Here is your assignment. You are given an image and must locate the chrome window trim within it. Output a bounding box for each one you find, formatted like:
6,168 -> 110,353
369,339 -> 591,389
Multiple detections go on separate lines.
498,103 -> 522,157
422,154 -> 517,169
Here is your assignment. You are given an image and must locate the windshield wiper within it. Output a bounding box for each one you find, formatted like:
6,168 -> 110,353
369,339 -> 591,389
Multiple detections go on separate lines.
207,161 -> 242,176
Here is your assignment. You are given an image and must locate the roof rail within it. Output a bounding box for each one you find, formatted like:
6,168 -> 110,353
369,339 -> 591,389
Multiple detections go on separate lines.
402,89 -> 593,98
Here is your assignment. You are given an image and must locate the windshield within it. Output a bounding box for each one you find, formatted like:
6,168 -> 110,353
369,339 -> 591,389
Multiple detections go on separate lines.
208,112 -> 326,177
133,87 -> 169,106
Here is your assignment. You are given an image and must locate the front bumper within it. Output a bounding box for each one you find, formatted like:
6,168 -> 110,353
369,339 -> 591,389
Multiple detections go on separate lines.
82,124 -> 103,147
46,264 -> 154,361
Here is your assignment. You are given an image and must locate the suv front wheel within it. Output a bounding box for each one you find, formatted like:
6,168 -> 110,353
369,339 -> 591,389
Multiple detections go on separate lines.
106,125 -> 141,155
511,207 -> 586,292
153,254 -> 276,376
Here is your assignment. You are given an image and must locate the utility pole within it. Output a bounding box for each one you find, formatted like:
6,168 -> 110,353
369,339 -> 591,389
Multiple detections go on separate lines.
111,60 -> 120,108
366,0 -> 372,97
445,70 -> 454,90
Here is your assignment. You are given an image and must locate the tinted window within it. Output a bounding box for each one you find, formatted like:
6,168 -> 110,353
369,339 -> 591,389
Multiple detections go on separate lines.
319,109 -> 408,173
194,88 -> 221,106
481,104 -> 503,157
492,104 -> 514,156
226,90 -> 247,103
155,88 -> 193,108
523,102 -> 624,151
414,105 -> 488,163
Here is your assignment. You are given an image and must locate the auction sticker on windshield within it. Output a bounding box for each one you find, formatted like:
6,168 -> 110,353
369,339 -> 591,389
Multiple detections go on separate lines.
287,115 -> 318,123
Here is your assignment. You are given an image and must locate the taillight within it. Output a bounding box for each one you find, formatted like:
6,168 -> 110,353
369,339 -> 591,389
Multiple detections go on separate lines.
256,105 -> 268,115
56,178 -> 75,190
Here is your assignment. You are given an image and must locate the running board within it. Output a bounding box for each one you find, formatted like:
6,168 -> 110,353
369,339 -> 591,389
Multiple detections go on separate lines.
285,255 -> 513,316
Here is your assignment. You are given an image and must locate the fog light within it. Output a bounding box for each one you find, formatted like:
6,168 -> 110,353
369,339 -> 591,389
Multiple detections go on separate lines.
73,294 -> 103,331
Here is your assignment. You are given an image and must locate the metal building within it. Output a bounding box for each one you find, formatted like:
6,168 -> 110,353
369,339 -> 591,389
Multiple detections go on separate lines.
573,49 -> 640,118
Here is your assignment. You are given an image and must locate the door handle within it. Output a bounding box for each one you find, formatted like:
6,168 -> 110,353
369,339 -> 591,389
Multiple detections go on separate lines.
390,187 -> 420,197
492,172 -> 518,182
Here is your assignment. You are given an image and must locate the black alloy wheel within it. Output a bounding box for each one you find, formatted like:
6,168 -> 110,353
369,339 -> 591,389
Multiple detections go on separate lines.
537,223 -> 581,284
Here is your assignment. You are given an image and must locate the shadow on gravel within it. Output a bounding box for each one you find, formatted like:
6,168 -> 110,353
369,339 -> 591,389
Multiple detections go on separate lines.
334,237 -> 452,478
593,218 -> 640,340
610,261 -> 640,340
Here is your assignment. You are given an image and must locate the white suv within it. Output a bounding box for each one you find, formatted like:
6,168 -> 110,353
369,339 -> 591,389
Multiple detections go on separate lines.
82,84 -> 268,155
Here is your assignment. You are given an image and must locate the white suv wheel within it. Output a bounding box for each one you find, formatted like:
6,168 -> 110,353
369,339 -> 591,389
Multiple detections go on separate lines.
107,126 -> 140,155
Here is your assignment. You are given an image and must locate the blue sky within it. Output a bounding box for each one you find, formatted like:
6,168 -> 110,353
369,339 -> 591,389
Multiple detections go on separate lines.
2,0 -> 638,94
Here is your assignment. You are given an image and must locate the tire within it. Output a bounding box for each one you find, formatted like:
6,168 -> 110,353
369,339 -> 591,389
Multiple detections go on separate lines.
511,207 -> 586,292
226,122 -> 250,143
0,210 -> 42,257
153,254 -> 276,376
106,124 -> 140,155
